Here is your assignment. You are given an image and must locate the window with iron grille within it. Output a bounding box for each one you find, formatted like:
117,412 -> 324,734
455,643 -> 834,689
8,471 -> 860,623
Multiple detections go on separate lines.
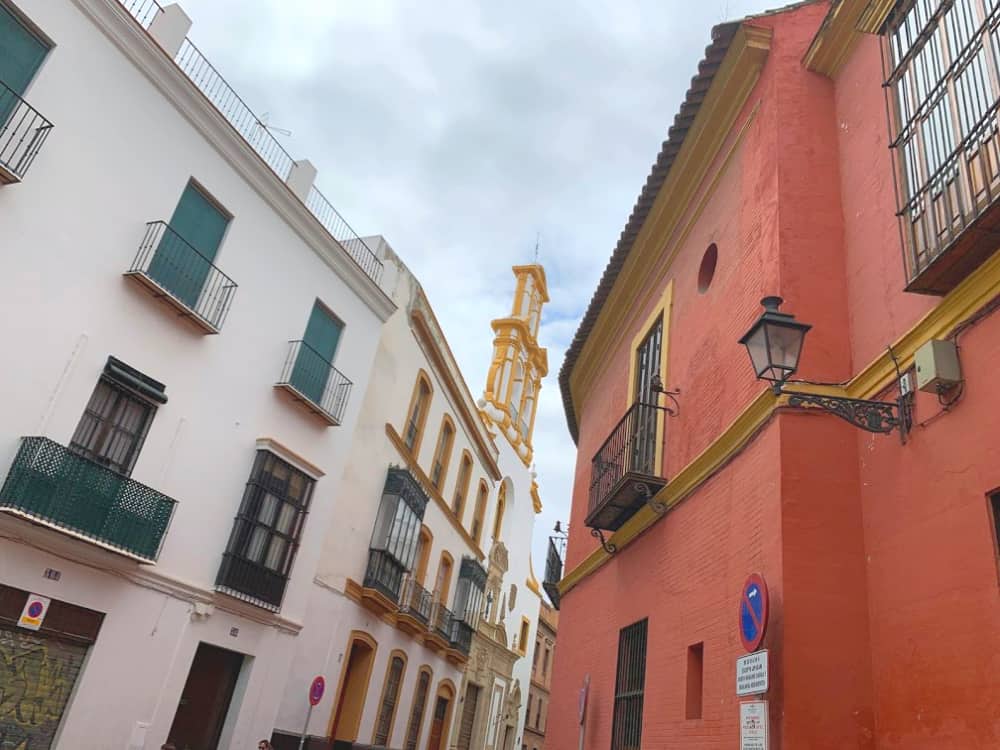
216,451 -> 315,610
374,655 -> 406,745
69,357 -> 166,476
611,618 -> 647,750
403,667 -> 432,750
885,0 -> 1000,288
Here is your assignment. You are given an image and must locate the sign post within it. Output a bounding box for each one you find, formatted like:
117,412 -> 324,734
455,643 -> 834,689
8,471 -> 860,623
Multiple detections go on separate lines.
298,675 -> 325,750
578,673 -> 589,750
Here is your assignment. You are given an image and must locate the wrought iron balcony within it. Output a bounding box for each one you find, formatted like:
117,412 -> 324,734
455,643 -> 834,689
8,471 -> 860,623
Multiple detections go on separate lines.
448,618 -> 474,656
0,436 -> 176,562
430,600 -> 454,641
216,552 -> 288,611
363,548 -> 406,603
586,402 -> 670,533
275,340 -> 352,426
543,536 -> 566,610
398,576 -> 433,625
0,79 -> 53,184
125,221 -> 238,333
886,0 -> 1000,294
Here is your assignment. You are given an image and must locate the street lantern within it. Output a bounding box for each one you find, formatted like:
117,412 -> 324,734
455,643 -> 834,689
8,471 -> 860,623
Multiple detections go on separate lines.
739,296 -> 911,441
738,296 -> 812,390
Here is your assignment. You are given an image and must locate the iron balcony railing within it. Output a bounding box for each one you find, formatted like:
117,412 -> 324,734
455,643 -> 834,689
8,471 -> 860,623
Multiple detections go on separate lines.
126,221 -> 238,332
216,552 -> 288,611
114,0 -> 385,287
430,600 -> 454,641
0,436 -> 176,562
543,536 -> 565,609
588,402 -> 668,515
398,575 -> 433,625
0,79 -> 54,184
276,340 -> 353,425
363,548 -> 406,603
448,618 -> 474,656
119,0 -> 162,28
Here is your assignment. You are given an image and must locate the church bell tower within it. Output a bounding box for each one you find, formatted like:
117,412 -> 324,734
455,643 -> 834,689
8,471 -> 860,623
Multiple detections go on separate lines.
479,264 -> 548,466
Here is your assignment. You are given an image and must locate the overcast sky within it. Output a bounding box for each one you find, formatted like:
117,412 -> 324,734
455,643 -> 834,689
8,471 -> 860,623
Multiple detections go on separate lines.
178,0 -> 780,597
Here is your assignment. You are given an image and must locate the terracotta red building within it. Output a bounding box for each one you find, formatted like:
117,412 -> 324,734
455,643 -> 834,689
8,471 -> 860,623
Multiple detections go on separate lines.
546,1 -> 1000,748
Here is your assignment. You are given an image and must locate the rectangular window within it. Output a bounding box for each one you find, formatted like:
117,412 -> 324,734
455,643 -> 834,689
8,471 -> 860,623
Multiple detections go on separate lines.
0,1 -> 50,97
69,358 -> 166,476
373,655 -> 406,745
990,492 -> 1000,561
290,300 -> 344,407
612,618 -> 647,750
216,451 -> 315,610
885,1 -> 1000,291
365,467 -> 429,601
518,617 -> 530,655
542,647 -> 550,678
686,642 -> 704,720
149,181 -> 231,309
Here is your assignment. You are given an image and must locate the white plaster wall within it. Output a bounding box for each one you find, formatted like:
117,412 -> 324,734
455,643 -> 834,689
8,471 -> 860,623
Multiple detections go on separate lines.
0,0 -> 389,747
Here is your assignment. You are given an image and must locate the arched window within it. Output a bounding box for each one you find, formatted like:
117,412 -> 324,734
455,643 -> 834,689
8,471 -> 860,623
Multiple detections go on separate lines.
452,451 -> 473,519
429,416 -> 455,490
413,525 -> 432,585
373,651 -> 407,745
403,666 -> 433,750
404,373 -> 433,454
509,361 -> 524,425
434,552 -> 454,603
492,483 -> 506,541
521,379 -> 535,436
471,481 -> 489,545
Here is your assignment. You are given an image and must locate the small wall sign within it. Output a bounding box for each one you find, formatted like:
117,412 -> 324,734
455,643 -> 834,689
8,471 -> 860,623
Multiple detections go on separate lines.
18,593 -> 51,631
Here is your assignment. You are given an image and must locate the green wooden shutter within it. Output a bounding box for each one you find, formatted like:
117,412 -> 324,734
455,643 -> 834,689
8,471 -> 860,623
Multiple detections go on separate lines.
0,4 -> 49,122
290,302 -> 343,405
148,182 -> 230,309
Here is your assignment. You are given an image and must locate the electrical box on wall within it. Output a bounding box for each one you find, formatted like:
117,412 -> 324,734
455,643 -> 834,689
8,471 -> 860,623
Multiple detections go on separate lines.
914,339 -> 961,393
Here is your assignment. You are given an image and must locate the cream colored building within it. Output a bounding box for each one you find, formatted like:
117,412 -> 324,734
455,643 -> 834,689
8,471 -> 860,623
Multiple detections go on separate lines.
273,243 -> 547,750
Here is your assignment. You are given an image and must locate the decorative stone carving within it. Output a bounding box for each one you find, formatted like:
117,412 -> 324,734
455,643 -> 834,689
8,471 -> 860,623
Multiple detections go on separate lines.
508,583 -> 517,610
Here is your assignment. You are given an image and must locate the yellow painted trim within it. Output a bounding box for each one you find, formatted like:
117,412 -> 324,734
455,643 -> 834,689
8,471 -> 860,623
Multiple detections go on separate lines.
569,92 -> 764,419
559,248 -> 1000,598
386,423 -> 486,560
402,370 -> 434,461
327,629 -> 378,740
472,480 -> 489,546
526,550 -> 542,597
429,414 -> 456,491
517,615 -> 532,656
802,0 -> 894,77
512,264 -> 550,302
530,480 -> 543,514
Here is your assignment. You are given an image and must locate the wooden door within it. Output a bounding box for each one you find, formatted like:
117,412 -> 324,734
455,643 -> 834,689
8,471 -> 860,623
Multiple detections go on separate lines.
455,684 -> 479,750
330,638 -> 375,742
425,695 -> 450,750
167,643 -> 243,750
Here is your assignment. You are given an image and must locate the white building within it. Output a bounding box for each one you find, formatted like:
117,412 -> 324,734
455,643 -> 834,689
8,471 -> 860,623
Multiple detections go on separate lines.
0,1 -> 394,748
272,242 -> 546,750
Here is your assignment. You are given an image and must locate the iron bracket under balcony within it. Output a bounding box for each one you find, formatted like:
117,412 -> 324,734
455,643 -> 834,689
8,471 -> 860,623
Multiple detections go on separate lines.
585,402 -> 672,535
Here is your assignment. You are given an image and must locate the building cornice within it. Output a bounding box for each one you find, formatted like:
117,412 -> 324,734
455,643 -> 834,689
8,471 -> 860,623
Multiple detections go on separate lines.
563,24 -> 772,439
559,248 -> 1000,597
802,0 -> 895,77
76,0 -> 395,322
410,304 -> 502,481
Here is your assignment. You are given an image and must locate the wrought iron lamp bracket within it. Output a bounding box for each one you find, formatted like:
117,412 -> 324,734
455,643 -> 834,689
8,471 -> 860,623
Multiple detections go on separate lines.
777,385 -> 912,443
590,528 -> 617,555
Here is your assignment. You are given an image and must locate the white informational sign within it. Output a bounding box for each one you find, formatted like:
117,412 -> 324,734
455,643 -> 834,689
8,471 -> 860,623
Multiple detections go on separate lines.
740,700 -> 769,750
17,593 -> 51,631
736,650 -> 769,696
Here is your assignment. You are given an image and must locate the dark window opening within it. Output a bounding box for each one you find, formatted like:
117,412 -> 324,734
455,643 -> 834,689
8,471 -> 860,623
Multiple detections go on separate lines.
612,618 -> 647,750
686,642 -> 704,720
216,451 -> 315,610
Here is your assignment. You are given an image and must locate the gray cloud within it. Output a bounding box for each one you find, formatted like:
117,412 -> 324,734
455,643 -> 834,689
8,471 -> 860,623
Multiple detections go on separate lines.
180,0 -> 779,594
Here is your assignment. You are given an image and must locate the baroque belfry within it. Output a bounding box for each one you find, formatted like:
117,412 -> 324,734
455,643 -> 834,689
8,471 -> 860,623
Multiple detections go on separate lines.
479,265 -> 549,466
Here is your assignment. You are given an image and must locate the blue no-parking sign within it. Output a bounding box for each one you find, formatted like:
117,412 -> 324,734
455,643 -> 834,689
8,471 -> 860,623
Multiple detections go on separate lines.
738,573 -> 769,652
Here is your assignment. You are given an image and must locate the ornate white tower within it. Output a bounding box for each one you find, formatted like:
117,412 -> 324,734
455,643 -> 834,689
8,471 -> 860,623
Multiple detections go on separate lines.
479,264 -> 549,466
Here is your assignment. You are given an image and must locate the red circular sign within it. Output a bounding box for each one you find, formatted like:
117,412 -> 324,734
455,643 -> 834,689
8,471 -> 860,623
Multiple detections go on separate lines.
738,573 -> 769,652
309,675 -> 325,706
27,601 -> 43,618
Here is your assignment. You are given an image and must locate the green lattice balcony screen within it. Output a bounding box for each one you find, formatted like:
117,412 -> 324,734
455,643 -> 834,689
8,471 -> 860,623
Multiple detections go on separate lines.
0,437 -> 176,562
